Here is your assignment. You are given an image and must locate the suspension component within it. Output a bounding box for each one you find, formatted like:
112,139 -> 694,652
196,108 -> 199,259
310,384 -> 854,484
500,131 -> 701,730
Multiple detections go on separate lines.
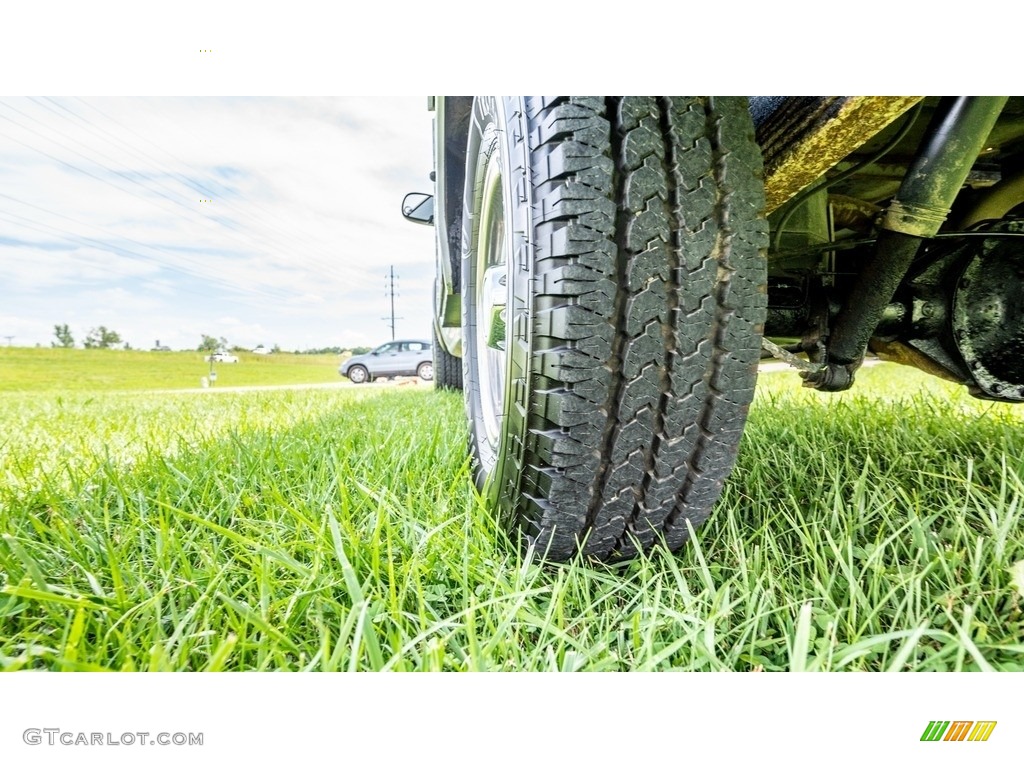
951,221 -> 1024,400
802,96 -> 1009,392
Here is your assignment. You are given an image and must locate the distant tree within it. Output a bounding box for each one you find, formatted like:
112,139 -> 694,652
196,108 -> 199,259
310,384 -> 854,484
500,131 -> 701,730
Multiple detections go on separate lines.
52,323 -> 75,348
272,343 -> 282,353
198,334 -> 220,352
83,326 -> 122,349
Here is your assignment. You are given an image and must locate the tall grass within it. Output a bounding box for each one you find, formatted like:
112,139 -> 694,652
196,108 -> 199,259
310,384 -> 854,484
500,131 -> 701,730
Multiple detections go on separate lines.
1,364 -> 1022,671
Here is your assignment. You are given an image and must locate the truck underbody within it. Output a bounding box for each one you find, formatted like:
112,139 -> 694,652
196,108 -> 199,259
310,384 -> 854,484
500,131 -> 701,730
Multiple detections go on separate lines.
404,96 -> 1024,561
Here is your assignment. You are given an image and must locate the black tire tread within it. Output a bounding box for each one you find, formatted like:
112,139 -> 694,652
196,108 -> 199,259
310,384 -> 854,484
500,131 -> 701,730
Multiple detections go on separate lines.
514,96 -> 767,560
433,329 -> 463,391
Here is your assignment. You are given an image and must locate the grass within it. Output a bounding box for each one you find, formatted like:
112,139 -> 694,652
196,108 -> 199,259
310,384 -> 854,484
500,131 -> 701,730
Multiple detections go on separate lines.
0,347 -> 344,392
0,363 -> 1022,671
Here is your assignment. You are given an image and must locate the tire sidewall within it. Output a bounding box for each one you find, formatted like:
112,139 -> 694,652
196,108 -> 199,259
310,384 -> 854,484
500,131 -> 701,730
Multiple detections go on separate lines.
461,97 -> 532,521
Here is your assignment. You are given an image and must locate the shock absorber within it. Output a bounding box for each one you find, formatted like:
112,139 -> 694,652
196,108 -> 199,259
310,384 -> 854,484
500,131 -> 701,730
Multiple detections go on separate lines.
802,96 -> 1008,392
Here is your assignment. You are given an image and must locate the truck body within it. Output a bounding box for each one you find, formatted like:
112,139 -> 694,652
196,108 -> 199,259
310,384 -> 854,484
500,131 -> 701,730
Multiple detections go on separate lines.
403,96 -> 1024,561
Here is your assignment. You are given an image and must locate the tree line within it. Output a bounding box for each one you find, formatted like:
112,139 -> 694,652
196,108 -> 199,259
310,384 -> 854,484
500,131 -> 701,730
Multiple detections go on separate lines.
52,324 -> 125,349
51,325 -> 367,355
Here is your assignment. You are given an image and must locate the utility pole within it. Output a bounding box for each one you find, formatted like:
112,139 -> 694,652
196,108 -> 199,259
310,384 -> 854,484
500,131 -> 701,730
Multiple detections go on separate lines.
3,336 -> 13,347
383,266 -> 403,340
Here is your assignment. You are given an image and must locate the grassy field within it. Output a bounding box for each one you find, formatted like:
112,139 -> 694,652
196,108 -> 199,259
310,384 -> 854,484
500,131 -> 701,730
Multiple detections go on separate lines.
1,363 -> 1022,671
0,347 -> 344,392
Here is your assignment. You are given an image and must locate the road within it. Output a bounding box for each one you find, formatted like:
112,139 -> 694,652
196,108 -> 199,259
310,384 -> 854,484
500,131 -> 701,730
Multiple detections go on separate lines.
161,378 -> 427,394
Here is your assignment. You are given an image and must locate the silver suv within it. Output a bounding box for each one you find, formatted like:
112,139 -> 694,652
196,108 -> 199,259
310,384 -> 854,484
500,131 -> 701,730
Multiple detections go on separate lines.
339,339 -> 434,384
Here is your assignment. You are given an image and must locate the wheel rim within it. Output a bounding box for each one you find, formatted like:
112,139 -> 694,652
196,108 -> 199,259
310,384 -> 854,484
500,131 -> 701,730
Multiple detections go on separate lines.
350,367 -> 365,383
420,363 -> 433,380
474,145 -> 508,457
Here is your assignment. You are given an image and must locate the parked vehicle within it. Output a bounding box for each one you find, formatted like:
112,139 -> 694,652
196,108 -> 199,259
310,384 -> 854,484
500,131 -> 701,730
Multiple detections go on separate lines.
339,339 -> 434,383
205,351 -> 238,363
403,96 -> 1024,562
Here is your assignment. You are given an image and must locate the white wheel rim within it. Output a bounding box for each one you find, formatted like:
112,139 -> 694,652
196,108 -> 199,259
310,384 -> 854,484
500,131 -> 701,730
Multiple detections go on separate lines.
475,146 -> 508,454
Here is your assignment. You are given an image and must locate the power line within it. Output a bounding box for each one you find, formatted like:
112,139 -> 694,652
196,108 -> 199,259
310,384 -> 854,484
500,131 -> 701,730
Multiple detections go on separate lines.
0,100 -> 371,291
63,97 -> 372,285
0,192 -> 296,299
37,97 -> 354,276
67,97 -> 342,258
0,103 -> 267,264
0,209 -> 295,307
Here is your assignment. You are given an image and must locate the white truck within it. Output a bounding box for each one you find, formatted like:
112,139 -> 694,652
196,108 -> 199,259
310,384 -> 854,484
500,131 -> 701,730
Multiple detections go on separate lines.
403,96 -> 1024,561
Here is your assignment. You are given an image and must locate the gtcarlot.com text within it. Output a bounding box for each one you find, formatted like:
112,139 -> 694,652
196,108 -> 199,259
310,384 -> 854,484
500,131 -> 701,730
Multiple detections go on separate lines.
23,729 -> 203,747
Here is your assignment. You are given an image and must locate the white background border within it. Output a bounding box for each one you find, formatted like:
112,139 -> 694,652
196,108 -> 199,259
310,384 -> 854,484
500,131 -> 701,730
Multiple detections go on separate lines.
1,3 -> 1018,766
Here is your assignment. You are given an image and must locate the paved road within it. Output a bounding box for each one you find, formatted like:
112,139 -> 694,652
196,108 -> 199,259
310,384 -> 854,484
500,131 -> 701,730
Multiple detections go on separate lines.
162,378 -> 427,394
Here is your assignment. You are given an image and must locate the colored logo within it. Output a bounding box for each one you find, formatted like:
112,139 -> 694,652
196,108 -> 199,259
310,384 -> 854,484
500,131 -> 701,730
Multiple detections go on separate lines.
921,721 -> 997,742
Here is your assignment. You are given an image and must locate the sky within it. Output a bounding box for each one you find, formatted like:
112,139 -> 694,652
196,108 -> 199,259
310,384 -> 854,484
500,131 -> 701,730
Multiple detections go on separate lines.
0,97 -> 437,351
0,4 -> 991,356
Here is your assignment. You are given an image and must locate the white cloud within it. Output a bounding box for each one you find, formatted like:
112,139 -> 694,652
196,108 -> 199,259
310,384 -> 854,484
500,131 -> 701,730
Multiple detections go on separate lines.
0,96 -> 437,349
2,243 -> 162,289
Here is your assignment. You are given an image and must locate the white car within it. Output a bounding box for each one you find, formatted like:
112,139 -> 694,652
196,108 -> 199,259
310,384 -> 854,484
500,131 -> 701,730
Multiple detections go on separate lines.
205,351 -> 239,363
339,339 -> 433,383
252,345 -> 271,355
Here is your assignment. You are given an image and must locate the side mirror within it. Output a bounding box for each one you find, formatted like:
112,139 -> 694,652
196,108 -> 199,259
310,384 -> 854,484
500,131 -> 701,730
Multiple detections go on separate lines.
402,192 -> 434,225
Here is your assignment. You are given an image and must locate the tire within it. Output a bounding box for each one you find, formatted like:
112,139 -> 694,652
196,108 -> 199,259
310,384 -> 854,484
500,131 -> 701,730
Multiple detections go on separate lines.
461,96 -> 767,562
432,328 -> 463,390
347,365 -> 368,384
417,361 -> 434,381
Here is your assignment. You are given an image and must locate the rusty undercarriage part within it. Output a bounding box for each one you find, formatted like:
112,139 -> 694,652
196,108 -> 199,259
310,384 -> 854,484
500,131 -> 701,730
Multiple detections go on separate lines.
760,337 -> 823,374
868,338 -> 963,383
801,96 -> 1009,393
754,96 -> 923,214
764,219 -> 1024,403
883,218 -> 1024,402
958,166 -> 1024,228
950,221 -> 1024,400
